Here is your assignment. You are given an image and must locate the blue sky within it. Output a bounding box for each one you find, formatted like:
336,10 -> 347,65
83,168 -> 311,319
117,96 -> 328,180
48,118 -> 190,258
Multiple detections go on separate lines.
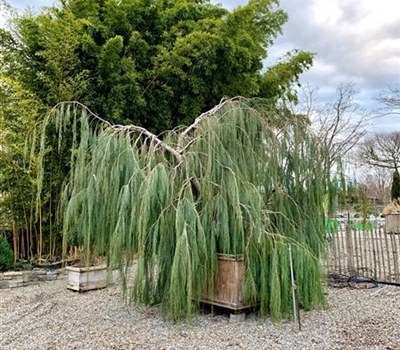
2,0 -> 400,130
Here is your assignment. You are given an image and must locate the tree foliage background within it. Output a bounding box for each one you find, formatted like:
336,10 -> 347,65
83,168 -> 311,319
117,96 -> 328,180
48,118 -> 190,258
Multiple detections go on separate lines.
2,0 -> 313,131
0,0 -> 313,262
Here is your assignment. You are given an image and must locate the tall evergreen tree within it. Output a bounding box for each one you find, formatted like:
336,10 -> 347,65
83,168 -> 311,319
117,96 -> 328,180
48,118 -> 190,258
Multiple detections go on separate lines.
1,0 -> 313,132
391,170 -> 400,201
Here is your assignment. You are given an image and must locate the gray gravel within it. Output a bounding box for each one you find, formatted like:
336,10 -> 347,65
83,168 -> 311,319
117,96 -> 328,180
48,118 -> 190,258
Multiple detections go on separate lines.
1,273 -> 400,350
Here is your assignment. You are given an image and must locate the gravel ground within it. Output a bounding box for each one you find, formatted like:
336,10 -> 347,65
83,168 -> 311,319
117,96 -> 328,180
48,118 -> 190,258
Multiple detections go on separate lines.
1,272 -> 400,350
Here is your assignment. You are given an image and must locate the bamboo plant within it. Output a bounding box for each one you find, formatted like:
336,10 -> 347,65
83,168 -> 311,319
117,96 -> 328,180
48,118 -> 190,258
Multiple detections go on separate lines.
34,97 -> 336,321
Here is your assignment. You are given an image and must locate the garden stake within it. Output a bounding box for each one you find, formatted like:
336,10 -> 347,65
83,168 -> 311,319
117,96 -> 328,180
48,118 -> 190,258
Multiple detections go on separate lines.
289,245 -> 297,324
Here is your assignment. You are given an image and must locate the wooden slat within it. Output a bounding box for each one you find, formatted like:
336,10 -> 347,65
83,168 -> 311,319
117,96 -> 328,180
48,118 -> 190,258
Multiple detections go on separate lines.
201,254 -> 256,311
327,218 -> 400,283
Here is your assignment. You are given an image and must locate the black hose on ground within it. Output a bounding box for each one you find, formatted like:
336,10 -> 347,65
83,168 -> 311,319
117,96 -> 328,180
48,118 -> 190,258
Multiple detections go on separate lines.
348,276 -> 400,288
328,268 -> 400,289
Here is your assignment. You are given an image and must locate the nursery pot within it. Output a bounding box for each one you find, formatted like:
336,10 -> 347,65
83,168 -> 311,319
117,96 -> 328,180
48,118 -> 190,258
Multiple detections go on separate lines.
201,254 -> 255,311
66,265 -> 107,292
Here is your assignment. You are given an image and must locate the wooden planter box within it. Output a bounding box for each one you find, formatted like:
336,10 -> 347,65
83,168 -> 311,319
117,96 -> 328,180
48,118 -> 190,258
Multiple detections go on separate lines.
385,213 -> 400,233
66,265 -> 107,292
201,254 -> 254,311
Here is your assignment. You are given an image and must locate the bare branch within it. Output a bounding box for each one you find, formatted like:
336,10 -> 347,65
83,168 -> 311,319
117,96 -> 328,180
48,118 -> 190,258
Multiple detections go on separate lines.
112,124 -> 184,165
296,82 -> 374,170
358,131 -> 400,171
51,99 -> 254,197
374,85 -> 400,115
180,97 -> 239,138
357,166 -> 392,205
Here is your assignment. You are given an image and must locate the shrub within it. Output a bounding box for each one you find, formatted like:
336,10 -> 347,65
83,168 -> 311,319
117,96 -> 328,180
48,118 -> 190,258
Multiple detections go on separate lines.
391,170 -> 400,201
0,236 -> 14,271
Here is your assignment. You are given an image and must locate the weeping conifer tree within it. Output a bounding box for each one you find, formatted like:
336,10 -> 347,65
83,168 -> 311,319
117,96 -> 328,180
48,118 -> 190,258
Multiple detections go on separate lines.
34,97 -> 335,321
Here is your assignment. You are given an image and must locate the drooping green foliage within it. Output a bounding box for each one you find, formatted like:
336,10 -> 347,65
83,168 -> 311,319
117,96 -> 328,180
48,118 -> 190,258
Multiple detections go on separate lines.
1,0 -> 314,262
34,98 -> 335,321
2,0 -> 313,132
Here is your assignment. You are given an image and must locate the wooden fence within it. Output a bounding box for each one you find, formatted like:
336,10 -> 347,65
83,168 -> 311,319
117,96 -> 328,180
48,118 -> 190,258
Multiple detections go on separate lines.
326,218 -> 400,282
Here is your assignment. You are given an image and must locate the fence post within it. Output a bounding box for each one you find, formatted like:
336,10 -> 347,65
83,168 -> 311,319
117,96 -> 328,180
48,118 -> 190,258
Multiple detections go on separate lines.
345,212 -> 354,273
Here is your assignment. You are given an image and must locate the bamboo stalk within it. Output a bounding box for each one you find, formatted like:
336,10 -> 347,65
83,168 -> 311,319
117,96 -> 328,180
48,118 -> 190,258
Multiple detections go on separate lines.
21,230 -> 25,259
38,204 -> 43,264
8,181 -> 19,263
29,202 -> 34,263
17,172 -> 31,261
49,194 -> 53,261
12,217 -> 18,263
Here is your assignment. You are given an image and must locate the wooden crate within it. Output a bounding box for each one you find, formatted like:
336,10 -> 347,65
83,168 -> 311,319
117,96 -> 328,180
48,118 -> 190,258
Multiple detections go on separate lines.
66,265 -> 107,292
385,214 -> 400,233
201,254 -> 254,311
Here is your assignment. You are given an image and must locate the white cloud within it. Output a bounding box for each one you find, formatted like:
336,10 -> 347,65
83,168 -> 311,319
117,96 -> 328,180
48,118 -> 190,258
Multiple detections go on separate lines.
311,0 -> 343,26
280,0 -> 400,85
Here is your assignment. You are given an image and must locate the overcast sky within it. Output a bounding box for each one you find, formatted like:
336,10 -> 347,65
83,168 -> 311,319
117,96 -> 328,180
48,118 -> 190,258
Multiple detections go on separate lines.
2,0 -> 400,130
